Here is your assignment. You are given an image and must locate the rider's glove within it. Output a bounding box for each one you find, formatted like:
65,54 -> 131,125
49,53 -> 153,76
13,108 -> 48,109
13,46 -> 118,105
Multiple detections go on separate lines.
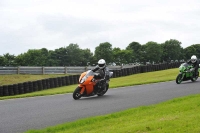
91,78 -> 96,82
100,78 -> 106,84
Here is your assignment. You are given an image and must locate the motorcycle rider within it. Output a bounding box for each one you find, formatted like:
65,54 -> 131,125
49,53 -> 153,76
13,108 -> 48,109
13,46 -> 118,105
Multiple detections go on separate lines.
92,59 -> 110,92
187,55 -> 199,77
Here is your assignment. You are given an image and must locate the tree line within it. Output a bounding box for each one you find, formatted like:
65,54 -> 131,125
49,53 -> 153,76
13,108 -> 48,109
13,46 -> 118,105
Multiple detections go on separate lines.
0,39 -> 200,66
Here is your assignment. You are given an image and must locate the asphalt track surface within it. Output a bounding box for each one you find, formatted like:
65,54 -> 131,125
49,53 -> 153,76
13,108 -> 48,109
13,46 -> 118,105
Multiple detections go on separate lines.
1,79 -> 200,133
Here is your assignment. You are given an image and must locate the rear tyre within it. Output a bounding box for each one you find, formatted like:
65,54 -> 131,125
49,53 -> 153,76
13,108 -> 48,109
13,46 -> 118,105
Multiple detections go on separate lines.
191,72 -> 199,82
97,83 -> 109,96
73,87 -> 82,100
176,74 -> 182,84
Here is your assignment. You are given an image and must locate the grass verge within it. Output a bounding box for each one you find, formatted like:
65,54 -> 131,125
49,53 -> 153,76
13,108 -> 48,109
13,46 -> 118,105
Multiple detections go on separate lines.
0,68 -> 178,100
25,93 -> 200,133
0,74 -> 68,86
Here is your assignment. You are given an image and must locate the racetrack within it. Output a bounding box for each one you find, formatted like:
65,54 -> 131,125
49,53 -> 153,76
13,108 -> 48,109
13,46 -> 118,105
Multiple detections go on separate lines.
0,79 -> 200,133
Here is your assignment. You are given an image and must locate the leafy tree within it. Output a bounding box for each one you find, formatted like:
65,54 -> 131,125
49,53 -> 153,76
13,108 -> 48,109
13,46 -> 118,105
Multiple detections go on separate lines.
39,48 -> 49,65
3,53 -> 16,66
53,47 -> 68,66
15,48 -> 49,66
15,54 -> 25,66
161,39 -> 183,62
126,41 -> 141,62
112,47 -> 121,65
81,49 -> 94,66
138,45 -> 147,64
94,42 -> 113,63
191,44 -> 200,58
66,43 -> 83,66
183,45 -> 197,60
3,39 -> 199,66
113,47 -> 133,65
144,41 -> 162,64
47,50 -> 60,66
0,56 -> 5,66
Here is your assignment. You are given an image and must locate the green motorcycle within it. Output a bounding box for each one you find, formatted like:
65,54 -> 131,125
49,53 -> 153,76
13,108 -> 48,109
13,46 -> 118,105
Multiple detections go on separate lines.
176,62 -> 200,84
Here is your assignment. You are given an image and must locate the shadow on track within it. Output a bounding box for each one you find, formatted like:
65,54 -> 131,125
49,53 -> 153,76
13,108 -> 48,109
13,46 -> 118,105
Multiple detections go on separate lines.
73,94 -> 115,101
175,79 -> 200,85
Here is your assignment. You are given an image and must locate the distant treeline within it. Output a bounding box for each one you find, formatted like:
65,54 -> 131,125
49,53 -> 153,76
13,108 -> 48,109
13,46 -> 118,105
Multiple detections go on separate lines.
0,39 -> 200,66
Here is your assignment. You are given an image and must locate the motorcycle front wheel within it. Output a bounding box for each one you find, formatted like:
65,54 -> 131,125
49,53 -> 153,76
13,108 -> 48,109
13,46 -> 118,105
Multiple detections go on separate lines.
176,74 -> 182,84
73,87 -> 82,100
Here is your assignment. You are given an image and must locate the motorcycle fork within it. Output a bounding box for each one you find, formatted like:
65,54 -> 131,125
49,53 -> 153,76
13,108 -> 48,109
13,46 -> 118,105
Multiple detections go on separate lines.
180,72 -> 185,80
78,85 -> 85,95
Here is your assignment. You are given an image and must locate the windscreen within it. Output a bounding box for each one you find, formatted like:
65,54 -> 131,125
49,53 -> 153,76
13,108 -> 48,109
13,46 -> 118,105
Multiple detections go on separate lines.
181,63 -> 189,67
85,70 -> 95,77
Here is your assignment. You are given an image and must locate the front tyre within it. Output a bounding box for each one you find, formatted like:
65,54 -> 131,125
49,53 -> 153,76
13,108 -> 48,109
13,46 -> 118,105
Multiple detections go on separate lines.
73,87 -> 82,100
176,74 -> 182,84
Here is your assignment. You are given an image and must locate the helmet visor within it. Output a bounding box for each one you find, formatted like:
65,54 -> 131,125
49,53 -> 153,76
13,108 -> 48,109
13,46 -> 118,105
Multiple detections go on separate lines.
99,64 -> 105,67
191,59 -> 196,63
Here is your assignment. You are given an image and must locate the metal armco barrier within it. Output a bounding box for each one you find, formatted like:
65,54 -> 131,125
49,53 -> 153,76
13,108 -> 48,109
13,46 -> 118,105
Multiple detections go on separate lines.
0,66 -> 123,75
0,62 -> 182,97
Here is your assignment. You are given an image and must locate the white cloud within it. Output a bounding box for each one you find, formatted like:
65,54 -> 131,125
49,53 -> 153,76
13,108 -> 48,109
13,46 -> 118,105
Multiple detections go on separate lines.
0,0 -> 200,56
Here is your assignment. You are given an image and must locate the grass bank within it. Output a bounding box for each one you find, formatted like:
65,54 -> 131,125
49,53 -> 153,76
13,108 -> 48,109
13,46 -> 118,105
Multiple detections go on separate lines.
26,93 -> 200,133
0,74 -> 67,86
0,68 -> 178,100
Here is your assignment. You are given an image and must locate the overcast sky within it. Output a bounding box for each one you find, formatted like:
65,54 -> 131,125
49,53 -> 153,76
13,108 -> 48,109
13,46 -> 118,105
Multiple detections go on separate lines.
1,0 -> 200,56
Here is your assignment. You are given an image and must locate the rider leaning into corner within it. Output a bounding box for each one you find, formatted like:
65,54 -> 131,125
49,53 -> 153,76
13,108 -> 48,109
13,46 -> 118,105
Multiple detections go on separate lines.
187,55 -> 199,77
91,59 -> 110,92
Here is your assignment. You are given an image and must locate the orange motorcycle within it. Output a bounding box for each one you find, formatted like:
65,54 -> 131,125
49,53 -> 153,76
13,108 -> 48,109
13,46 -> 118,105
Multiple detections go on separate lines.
73,70 -> 113,100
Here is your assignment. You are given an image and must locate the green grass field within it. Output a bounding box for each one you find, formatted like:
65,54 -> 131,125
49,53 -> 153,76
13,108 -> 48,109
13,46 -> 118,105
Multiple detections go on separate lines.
26,94 -> 200,133
0,74 -> 67,86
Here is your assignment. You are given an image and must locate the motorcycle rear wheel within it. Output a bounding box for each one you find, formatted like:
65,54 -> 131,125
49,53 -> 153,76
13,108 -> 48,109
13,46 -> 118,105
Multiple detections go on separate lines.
176,74 -> 182,84
97,84 -> 108,96
191,72 -> 199,82
73,87 -> 82,100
